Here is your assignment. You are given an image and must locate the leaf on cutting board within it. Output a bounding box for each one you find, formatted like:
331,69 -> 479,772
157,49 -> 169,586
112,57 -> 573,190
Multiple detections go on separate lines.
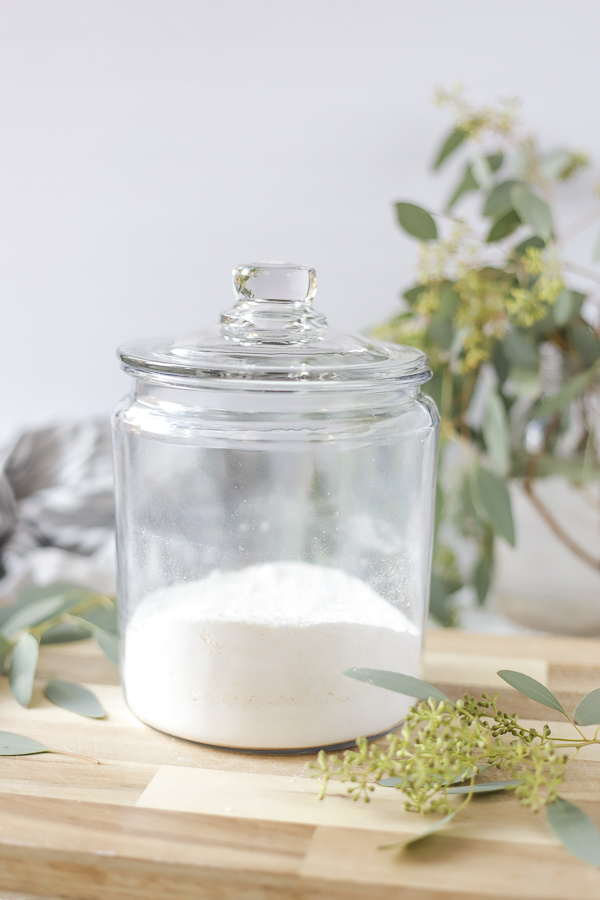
447,779 -> 522,794
574,689 -> 600,726
8,632 -> 39,707
343,668 -> 449,702
44,678 -> 106,719
497,669 -> 566,715
381,810 -> 458,850
0,731 -> 50,756
547,797 -> 600,867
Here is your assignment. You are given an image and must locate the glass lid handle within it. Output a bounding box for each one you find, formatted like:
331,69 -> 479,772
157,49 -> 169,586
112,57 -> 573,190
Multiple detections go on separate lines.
221,262 -> 328,344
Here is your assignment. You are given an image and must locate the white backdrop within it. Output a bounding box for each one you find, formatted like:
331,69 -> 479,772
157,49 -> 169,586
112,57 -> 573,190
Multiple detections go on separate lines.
1,0 -> 599,442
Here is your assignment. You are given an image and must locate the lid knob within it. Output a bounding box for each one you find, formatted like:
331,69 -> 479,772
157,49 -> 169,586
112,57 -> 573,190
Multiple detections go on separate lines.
233,263 -> 317,303
222,262 -> 327,345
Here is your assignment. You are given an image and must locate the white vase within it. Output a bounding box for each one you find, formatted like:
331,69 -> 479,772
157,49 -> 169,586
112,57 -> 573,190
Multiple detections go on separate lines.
493,477 -> 600,634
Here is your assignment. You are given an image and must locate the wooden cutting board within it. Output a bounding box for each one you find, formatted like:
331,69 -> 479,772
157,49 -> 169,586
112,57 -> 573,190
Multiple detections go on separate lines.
1,629 -> 600,900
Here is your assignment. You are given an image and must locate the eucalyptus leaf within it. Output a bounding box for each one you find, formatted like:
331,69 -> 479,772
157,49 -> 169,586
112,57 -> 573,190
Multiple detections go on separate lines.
379,769 -> 476,789
44,678 -> 106,719
547,797 -> 600,867
403,285 -> 426,306
395,202 -> 437,241
486,209 -> 521,243
447,163 -> 477,210
474,551 -> 493,606
429,574 -> 461,627
570,323 -> 600,367
8,632 -> 39,707
428,317 -> 453,351
40,622 -> 93,644
0,630 -> 13,673
510,185 -> 553,241
497,669 -> 566,715
447,779 -> 522,794
483,180 -> 522,219
437,282 -> 460,318
382,811 -> 457,850
343,668 -> 449,702
568,290 -> 586,320
553,289 -> 574,327
503,331 -> 539,370
433,127 -> 467,170
513,235 -> 545,256
574,689 -> 600,726
492,343 -> 509,384
2,594 -> 74,637
0,731 -> 49,756
483,389 -> 510,475
473,466 -> 515,546
95,627 -> 119,665
536,362 -> 600,417
471,153 -> 493,190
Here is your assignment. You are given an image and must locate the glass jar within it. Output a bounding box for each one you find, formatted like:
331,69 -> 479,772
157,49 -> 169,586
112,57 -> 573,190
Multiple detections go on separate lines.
113,262 -> 439,752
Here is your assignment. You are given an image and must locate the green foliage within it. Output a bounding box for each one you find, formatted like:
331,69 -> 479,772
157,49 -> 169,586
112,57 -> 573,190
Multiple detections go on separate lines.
8,633 -> 39,707
574,689 -> 600,726
94,627 -> 119,665
344,668 -> 448,702
486,209 -> 521,242
497,669 -> 566,714
510,185 -> 553,240
44,678 -> 106,719
472,466 -> 516,546
0,732 -> 49,756
315,668 -> 600,867
482,389 -> 510,475
384,90 -> 600,623
547,798 -> 600,867
433,127 -> 468,170
0,730 -> 99,764
0,582 -> 118,715
395,202 -> 437,241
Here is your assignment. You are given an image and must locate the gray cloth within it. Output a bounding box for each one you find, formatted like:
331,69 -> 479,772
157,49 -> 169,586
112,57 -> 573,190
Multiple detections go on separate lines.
0,420 -> 115,590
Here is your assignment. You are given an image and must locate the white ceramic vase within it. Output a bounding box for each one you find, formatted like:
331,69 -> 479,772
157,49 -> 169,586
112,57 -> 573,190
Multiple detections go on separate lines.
493,477 -> 600,634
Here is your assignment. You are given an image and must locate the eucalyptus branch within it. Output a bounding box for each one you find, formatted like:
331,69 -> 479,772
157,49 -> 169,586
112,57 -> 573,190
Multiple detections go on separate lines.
315,667 -> 600,867
389,90 -> 600,622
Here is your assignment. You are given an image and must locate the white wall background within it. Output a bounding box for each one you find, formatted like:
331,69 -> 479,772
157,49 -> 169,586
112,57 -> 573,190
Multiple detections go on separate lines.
1,0 -> 599,443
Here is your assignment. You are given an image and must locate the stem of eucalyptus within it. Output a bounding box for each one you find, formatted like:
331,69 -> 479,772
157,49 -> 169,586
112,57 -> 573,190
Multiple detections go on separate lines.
27,596 -> 115,638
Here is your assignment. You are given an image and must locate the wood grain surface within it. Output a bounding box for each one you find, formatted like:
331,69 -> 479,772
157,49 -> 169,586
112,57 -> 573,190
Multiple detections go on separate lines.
1,629 -> 600,899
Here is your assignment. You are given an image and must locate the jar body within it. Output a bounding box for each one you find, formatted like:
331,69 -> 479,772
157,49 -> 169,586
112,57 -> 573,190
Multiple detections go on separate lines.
113,379 -> 438,751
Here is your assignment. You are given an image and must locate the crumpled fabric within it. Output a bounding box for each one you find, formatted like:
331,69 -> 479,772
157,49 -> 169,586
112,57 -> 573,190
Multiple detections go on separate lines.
0,420 -> 116,601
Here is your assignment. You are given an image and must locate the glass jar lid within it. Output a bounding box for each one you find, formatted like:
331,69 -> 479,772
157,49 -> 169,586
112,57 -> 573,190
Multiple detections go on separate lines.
118,262 -> 431,390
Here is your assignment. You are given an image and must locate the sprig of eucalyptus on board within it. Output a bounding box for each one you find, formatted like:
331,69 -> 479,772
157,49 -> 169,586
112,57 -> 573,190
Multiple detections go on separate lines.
0,581 -> 118,720
314,668 -> 600,867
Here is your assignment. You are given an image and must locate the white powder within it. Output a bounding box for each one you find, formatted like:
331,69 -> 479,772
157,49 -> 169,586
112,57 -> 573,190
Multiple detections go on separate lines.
123,561 -> 420,750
